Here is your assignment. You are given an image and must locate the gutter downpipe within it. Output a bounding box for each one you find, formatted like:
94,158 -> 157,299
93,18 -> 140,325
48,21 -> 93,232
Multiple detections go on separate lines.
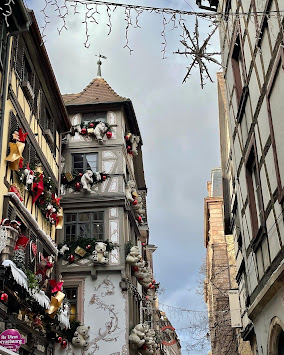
0,14 -> 31,164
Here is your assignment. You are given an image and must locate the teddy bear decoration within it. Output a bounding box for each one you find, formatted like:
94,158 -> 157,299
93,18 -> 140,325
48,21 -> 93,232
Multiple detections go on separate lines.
91,242 -> 109,264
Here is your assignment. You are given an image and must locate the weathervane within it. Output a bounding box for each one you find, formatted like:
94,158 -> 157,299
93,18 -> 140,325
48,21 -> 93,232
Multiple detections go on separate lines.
95,54 -> 107,77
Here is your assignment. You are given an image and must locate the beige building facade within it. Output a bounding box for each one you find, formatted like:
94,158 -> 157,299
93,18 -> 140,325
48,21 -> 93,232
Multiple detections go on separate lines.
198,0 -> 284,353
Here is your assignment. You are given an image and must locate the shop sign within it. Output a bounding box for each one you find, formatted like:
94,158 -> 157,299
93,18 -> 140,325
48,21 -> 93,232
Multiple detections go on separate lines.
0,329 -> 26,352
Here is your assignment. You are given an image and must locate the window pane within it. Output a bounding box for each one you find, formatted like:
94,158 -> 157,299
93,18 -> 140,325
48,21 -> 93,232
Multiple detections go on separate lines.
65,225 -> 76,243
86,154 -> 97,172
93,223 -> 104,240
82,113 -> 94,125
95,112 -> 106,122
66,213 -> 76,223
93,211 -> 104,221
79,223 -> 91,238
73,154 -> 84,173
78,213 -> 89,222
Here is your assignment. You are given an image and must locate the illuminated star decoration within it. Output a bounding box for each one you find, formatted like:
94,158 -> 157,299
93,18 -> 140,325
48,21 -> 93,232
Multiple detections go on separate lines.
175,17 -> 221,88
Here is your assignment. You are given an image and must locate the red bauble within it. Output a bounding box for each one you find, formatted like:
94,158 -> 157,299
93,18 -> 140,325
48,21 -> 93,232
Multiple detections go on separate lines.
75,182 -> 81,190
56,336 -> 63,343
125,135 -> 130,140
86,245 -> 91,250
78,173 -> 83,177
89,123 -> 94,128
102,175 -> 107,181
132,200 -> 138,206
61,340 -> 67,348
145,296 -> 149,300
68,255 -> 74,263
136,216 -> 142,223
132,266 -> 139,272
142,345 -> 147,350
106,131 -> 112,139
127,146 -> 131,152
1,293 -> 8,302
81,128 -> 87,135
142,243 -> 145,246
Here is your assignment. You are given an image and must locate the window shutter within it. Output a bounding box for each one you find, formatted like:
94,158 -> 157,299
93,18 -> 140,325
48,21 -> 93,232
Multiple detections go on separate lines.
15,35 -> 24,79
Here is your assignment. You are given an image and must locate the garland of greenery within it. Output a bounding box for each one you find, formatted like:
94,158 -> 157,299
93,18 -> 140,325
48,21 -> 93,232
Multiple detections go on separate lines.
125,241 -> 133,257
79,120 -> 113,137
61,170 -> 110,191
58,237 -> 119,261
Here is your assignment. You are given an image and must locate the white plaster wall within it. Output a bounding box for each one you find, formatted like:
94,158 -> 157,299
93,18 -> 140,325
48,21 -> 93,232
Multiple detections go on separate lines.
56,274 -> 128,355
253,287 -> 284,355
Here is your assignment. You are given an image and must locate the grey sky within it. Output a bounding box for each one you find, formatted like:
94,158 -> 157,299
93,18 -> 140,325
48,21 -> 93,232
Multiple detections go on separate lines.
26,0 -> 221,353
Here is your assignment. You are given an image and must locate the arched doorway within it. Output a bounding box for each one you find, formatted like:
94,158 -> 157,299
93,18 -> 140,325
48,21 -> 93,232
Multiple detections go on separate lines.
268,317 -> 284,355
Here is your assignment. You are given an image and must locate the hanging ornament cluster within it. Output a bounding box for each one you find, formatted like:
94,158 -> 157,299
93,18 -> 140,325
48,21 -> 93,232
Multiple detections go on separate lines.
79,120 -> 113,142
126,245 -> 159,301
125,180 -> 145,224
125,133 -> 140,156
129,323 -> 159,353
17,160 -> 61,225
61,170 -> 109,192
58,238 -> 118,263
5,128 -> 28,170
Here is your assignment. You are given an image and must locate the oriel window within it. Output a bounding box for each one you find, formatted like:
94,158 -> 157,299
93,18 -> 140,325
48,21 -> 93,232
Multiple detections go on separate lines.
72,153 -> 98,174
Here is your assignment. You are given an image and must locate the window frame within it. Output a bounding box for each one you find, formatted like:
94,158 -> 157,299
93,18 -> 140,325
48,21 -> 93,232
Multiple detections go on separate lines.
245,135 -> 265,240
72,152 -> 99,174
81,112 -> 107,125
64,211 -> 105,243
62,276 -> 85,324
266,45 -> 284,203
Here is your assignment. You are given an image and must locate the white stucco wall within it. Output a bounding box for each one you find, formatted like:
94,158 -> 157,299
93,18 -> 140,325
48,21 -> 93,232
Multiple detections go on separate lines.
55,273 -> 128,355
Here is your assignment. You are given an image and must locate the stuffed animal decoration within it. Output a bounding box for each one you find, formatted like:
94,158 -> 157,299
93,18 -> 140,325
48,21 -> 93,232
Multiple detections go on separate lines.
72,324 -> 90,349
59,244 -> 69,255
94,122 -> 108,142
126,246 -> 142,265
130,135 -> 140,156
129,323 -> 148,349
140,329 -> 159,355
81,170 -> 93,192
91,242 -> 109,264
125,180 -> 136,202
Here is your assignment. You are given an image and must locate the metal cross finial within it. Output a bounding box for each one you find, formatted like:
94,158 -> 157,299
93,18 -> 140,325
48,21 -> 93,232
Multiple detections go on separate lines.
95,54 -> 107,77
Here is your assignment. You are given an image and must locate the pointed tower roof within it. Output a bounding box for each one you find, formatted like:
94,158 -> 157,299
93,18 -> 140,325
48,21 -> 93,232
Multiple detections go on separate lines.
62,77 -> 127,106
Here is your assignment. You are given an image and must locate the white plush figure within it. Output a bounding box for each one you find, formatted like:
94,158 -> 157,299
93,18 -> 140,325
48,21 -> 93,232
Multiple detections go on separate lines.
94,172 -> 101,182
94,122 -> 108,142
59,244 -> 69,255
130,135 -> 140,156
125,180 -> 136,202
146,287 -> 156,301
129,324 -> 147,349
126,246 -> 142,265
91,242 -> 109,264
25,171 -> 34,189
81,170 -> 93,192
72,325 -> 90,349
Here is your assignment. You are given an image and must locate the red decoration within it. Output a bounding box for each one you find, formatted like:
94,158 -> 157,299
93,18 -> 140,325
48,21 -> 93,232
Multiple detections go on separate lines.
56,336 -> 63,343
9,186 -> 23,202
75,182 -> 81,191
102,175 -> 107,181
31,243 -> 37,256
68,255 -> 74,263
78,173 -> 83,177
61,340 -> 67,348
1,293 -> 8,302
18,128 -> 28,143
127,146 -> 131,152
136,216 -> 142,223
86,245 -> 91,250
15,235 -> 29,250
132,266 -> 139,272
125,135 -> 130,140
19,158 -> 23,169
106,131 -> 112,139
81,128 -> 87,135
89,123 -> 94,128
145,296 -> 149,300
49,280 -> 64,293
32,174 -> 44,204
142,345 -> 147,350
132,200 -> 138,206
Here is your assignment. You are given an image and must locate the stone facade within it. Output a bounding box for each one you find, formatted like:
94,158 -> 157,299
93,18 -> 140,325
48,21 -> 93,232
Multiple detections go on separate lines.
210,0 -> 284,353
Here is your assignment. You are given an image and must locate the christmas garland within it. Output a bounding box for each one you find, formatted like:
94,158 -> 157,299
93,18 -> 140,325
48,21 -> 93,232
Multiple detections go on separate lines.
16,160 -> 61,225
58,237 -> 119,263
61,170 -> 110,191
78,120 -> 113,139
